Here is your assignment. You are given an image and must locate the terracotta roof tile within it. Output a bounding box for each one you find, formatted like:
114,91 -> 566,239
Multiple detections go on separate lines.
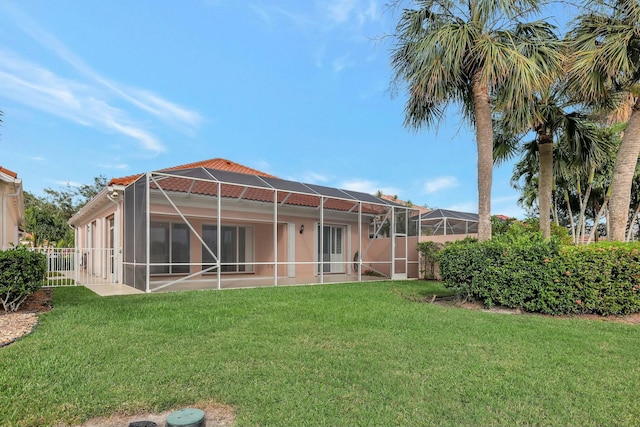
109,158 -> 275,186
150,174 -> 392,214
0,166 -> 18,178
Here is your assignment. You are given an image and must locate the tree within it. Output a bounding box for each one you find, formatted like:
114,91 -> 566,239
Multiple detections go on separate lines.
23,175 -> 108,247
390,0 -> 561,240
568,0 -> 640,241
42,175 -> 107,220
495,85 -> 614,239
24,206 -> 69,247
507,120 -> 618,243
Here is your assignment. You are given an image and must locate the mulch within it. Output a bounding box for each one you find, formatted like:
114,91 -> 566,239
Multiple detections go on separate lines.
0,288 -> 52,348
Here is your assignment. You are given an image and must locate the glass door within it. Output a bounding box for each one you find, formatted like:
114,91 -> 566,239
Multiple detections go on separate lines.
317,225 -> 345,274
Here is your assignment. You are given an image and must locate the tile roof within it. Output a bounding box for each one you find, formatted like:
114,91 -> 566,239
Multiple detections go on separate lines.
0,166 -> 18,178
107,157 -> 402,215
109,158 -> 275,186
150,175 -> 392,215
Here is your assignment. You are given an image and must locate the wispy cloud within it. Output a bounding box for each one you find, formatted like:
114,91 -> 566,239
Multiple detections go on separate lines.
332,54 -> 355,73
0,52 -> 165,153
0,3 -> 202,152
324,0 -> 379,27
446,201 -> 477,213
299,172 -> 330,184
326,0 -> 357,24
97,163 -> 129,170
249,0 -> 383,72
341,178 -> 398,195
249,2 -> 314,29
423,176 -> 459,194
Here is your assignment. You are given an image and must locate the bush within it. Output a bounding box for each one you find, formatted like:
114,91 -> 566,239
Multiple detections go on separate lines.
438,224 -> 640,316
0,246 -> 47,312
417,241 -> 443,279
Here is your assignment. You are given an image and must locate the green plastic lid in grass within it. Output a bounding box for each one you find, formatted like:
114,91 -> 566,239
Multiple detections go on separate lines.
165,408 -> 205,427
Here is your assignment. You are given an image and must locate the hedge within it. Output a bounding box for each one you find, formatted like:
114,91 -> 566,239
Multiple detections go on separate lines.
438,226 -> 640,316
0,246 -> 47,312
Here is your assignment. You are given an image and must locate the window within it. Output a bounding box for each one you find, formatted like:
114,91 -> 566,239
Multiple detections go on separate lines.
202,225 -> 254,273
150,222 -> 190,274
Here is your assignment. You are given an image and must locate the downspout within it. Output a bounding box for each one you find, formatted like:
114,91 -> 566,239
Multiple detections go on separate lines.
106,187 -> 121,283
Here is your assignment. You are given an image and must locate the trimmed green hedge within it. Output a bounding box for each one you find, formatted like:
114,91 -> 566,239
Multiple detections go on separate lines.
0,246 -> 47,312
438,226 -> 640,315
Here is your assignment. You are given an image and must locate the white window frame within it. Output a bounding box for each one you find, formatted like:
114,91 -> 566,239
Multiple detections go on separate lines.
150,221 -> 190,275
202,224 -> 254,274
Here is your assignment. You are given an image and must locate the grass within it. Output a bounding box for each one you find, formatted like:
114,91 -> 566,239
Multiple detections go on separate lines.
1,280 -> 640,426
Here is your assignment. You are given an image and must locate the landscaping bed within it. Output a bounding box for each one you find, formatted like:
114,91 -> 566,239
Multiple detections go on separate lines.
0,288 -> 52,347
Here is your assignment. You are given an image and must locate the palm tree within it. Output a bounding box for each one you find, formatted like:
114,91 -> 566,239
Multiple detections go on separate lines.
494,86 -> 567,239
506,115 -> 616,243
390,0 -> 561,240
568,0 -> 640,241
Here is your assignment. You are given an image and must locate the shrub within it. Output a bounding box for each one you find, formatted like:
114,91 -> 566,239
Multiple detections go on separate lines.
438,237 -> 502,301
557,244 -> 640,315
438,225 -> 640,316
0,246 -> 47,312
417,241 -> 443,279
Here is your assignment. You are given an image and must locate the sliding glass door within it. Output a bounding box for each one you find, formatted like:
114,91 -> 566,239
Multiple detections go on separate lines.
317,225 -> 345,274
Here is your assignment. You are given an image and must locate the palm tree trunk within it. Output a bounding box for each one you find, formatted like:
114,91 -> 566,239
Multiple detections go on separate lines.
538,139 -> 554,239
609,100 -> 640,241
552,179 -> 559,226
588,187 -> 610,244
575,175 -> 584,243
565,189 -> 576,243
626,202 -> 640,241
577,167 -> 595,244
473,77 -> 493,241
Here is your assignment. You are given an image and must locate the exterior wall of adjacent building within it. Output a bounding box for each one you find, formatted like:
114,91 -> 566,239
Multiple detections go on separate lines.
0,172 -> 24,250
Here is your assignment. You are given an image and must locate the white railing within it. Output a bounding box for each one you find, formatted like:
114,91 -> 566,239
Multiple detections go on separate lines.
33,247 -> 119,287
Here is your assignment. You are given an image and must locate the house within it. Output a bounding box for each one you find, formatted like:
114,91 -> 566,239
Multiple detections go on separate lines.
0,166 -> 24,250
418,208 -> 479,241
69,158 -> 421,293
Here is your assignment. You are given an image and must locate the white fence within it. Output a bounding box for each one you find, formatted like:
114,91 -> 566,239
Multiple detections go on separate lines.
34,248 -> 118,287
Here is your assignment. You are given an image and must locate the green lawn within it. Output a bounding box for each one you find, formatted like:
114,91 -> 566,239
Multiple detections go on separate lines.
1,281 -> 640,426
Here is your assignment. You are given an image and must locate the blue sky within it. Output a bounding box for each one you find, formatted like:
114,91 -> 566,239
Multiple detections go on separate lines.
0,1 -> 569,218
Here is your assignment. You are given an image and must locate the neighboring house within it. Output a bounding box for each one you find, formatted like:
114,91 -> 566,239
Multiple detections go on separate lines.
380,194 -> 430,216
419,208 -> 479,242
69,158 -> 420,293
0,166 -> 24,250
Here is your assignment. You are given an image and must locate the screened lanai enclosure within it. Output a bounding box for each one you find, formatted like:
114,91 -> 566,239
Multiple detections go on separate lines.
419,209 -> 478,236
123,167 -> 420,292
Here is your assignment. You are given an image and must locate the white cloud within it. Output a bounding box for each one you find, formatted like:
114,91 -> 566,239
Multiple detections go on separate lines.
324,0 -> 379,27
300,172 -> 330,184
332,54 -> 355,73
252,160 -> 273,174
340,179 -> 399,195
326,0 -> 357,24
445,202 -> 477,213
249,2 -> 314,30
97,163 -> 129,170
0,53 -> 166,153
0,4 -> 201,152
423,176 -> 459,194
